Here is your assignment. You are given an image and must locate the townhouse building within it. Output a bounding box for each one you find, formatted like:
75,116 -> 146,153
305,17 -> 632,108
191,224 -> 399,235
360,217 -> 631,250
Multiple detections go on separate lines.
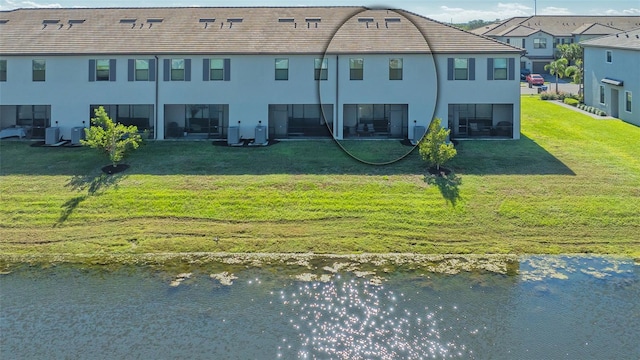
0,7 -> 523,142
582,28 -> 640,126
473,16 -> 640,74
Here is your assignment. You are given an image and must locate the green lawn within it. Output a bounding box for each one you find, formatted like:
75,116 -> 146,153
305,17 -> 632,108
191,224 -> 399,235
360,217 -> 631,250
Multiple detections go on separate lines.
1,96 -> 639,258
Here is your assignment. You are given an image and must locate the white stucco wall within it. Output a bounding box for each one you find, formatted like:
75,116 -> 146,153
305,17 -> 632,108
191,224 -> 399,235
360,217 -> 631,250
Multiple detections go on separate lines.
0,51 -> 521,139
433,54 -> 521,138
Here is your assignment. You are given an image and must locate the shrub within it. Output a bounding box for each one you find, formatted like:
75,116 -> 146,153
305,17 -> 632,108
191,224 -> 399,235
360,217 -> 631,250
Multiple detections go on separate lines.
598,110 -> 607,116
418,118 -> 457,172
564,98 -> 579,107
82,106 -> 143,168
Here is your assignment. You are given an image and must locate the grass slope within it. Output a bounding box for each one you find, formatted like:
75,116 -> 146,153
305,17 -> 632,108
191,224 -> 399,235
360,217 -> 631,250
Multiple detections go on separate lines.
1,96 -> 639,257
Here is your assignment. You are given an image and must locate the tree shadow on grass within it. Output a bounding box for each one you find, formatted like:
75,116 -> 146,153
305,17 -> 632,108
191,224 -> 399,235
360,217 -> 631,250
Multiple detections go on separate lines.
424,172 -> 462,207
55,173 -> 126,226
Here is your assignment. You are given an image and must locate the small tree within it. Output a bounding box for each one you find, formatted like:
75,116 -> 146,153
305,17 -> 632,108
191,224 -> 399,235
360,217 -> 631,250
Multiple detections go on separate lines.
544,58 -> 568,94
556,43 -> 583,65
82,106 -> 143,168
418,118 -> 457,172
565,58 -> 584,96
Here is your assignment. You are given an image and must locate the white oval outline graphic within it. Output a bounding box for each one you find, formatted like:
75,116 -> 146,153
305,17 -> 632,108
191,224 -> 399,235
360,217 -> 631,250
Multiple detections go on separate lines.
317,7 -> 439,166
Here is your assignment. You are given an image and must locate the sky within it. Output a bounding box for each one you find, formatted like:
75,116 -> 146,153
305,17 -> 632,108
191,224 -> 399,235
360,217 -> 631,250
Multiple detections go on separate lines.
1,0 -> 639,23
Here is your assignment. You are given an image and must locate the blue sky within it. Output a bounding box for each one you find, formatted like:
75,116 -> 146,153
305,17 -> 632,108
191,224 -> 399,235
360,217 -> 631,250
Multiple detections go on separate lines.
1,0 -> 639,22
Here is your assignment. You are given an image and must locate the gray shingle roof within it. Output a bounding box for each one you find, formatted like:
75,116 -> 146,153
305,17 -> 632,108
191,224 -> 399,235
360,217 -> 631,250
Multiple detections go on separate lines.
580,28 -> 640,50
0,7 -> 521,55
474,15 -> 640,37
572,23 -> 623,35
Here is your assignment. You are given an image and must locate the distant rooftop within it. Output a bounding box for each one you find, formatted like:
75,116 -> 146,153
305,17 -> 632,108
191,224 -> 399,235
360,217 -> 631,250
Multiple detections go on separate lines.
472,15 -> 640,37
580,27 -> 640,50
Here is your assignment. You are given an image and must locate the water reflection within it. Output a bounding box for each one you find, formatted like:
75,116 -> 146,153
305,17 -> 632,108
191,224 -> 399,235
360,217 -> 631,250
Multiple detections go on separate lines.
0,256 -> 638,359
277,277 -> 471,359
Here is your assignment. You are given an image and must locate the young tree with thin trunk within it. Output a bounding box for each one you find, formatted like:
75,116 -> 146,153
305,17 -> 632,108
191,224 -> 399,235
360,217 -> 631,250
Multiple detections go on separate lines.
544,58 -> 568,94
418,118 -> 457,172
82,106 -> 143,169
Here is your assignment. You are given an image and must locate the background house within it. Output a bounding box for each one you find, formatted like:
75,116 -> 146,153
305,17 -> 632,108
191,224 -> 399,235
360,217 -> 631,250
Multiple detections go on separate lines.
473,16 -> 640,74
0,7 -> 522,142
581,28 -> 639,126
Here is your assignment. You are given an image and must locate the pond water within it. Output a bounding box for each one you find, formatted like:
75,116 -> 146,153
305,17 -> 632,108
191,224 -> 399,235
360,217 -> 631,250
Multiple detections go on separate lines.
1,256 -> 638,359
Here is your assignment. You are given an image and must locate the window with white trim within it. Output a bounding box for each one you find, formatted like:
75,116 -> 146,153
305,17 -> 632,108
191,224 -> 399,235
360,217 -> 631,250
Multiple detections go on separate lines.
606,50 -> 612,63
350,58 -> 363,80
493,58 -> 508,80
96,59 -> 110,81
599,85 -> 605,104
625,91 -> 632,113
171,59 -> 185,81
135,59 -> 149,81
533,38 -> 546,49
314,58 -> 328,80
275,58 -> 289,80
454,58 -> 468,80
32,59 -> 45,81
389,58 -> 402,80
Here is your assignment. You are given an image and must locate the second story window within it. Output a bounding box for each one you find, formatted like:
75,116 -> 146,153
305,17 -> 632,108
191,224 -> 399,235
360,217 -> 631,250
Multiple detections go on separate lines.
96,59 -> 110,81
275,58 -> 289,80
350,58 -> 363,80
0,60 -> 6,81
493,58 -> 508,80
314,58 -> 328,80
203,58 -> 230,81
163,59 -> 191,81
210,59 -> 224,80
454,58 -> 468,80
32,59 -> 45,82
533,38 -> 546,49
171,59 -> 185,81
135,59 -> 149,81
389,58 -> 403,80
606,50 -> 612,63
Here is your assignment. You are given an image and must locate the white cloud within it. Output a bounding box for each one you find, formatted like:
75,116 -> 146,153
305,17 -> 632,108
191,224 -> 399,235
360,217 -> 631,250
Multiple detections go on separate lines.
21,1 -> 62,7
440,5 -> 465,12
497,2 -> 532,11
605,8 -> 640,15
0,0 -> 62,9
539,6 -> 572,15
415,2 -> 534,23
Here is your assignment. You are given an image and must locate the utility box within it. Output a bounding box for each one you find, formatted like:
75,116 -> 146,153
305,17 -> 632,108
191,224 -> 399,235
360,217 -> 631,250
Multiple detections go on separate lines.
71,127 -> 85,145
227,126 -> 240,145
45,127 -> 60,145
255,125 -> 266,144
413,125 -> 426,143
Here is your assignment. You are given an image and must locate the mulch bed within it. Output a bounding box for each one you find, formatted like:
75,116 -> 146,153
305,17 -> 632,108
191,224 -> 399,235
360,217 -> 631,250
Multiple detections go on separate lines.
427,166 -> 452,176
101,164 -> 129,174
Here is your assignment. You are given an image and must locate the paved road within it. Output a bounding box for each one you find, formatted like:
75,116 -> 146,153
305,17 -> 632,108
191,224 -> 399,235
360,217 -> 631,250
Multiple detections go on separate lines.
520,74 -> 580,95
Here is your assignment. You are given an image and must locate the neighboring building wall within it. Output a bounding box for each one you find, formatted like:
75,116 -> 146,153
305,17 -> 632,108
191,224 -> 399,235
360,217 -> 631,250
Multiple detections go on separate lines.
584,47 -> 640,126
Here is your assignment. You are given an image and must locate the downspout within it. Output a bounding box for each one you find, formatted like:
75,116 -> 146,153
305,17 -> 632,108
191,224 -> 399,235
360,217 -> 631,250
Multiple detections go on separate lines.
335,54 -> 339,139
154,55 -> 159,140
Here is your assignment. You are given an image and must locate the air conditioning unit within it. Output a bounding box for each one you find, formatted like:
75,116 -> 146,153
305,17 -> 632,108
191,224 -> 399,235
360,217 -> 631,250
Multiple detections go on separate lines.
45,127 -> 60,145
227,126 -> 240,145
255,124 -> 266,145
412,125 -> 426,145
71,127 -> 85,145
